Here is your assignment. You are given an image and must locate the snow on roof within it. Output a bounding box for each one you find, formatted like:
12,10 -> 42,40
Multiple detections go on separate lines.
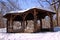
4,7 -> 56,15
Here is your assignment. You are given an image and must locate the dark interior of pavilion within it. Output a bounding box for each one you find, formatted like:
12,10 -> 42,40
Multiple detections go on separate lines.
12,13 -> 53,33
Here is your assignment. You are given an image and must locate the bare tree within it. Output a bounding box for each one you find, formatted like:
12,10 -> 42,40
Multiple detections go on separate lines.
0,0 -> 21,14
0,0 -> 21,27
39,0 -> 60,26
7,0 -> 21,10
51,0 -> 59,26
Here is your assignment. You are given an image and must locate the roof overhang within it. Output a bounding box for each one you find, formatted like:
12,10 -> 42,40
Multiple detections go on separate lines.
3,7 -> 56,18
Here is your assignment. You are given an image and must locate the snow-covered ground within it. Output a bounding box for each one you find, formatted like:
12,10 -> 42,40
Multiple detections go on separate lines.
0,28 -> 6,33
0,27 -> 60,40
0,32 -> 60,40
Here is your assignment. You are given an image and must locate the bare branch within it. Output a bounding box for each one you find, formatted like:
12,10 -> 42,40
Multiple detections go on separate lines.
7,0 -> 21,10
46,0 -> 51,5
38,0 -> 44,7
51,0 -> 59,5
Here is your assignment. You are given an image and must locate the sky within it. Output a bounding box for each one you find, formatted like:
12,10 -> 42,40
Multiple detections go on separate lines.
1,0 -> 50,10
17,0 -> 50,10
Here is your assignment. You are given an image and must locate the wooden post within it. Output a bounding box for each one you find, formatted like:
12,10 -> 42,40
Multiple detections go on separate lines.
10,15 -> 13,29
20,13 -> 28,33
7,17 -> 10,33
7,20 -> 8,32
40,19 -> 42,32
9,15 -> 13,32
21,19 -> 25,32
26,20 -> 27,26
49,13 -> 54,31
33,9 -> 37,32
21,21 -> 22,26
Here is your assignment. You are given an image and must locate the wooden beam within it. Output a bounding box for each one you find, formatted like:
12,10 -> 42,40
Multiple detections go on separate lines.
26,20 -> 27,26
21,21 -> 22,26
40,19 -> 42,32
7,15 -> 13,32
7,17 -> 11,33
21,19 -> 26,32
7,20 -> 8,32
9,15 -> 13,29
33,9 -> 37,32
50,14 -> 54,31
48,13 -> 54,31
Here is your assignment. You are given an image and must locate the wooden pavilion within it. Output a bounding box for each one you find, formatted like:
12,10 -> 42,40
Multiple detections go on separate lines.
3,7 -> 56,33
